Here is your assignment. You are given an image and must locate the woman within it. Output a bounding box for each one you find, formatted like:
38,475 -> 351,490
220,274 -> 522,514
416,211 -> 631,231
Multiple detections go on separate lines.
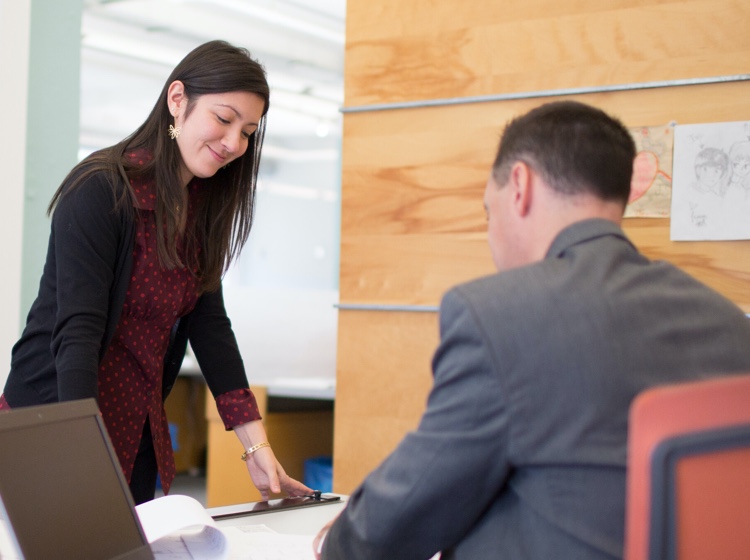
1,40 -> 311,504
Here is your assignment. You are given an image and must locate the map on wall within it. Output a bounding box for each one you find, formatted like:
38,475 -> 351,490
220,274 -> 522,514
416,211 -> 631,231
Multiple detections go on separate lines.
670,120 -> 750,241
624,123 -> 674,218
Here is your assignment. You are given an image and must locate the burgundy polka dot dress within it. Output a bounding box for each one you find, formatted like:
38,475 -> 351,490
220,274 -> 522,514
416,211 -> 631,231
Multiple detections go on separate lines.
0,152 -> 262,495
95,152 -> 260,495
97,157 -> 201,494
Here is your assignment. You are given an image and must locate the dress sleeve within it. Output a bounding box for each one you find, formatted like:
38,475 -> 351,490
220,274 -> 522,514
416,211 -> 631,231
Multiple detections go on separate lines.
322,287 -> 513,560
215,388 -> 262,430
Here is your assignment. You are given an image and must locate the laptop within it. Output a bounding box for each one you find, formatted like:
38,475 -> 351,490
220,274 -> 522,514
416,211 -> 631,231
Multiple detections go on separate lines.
0,398 -> 153,559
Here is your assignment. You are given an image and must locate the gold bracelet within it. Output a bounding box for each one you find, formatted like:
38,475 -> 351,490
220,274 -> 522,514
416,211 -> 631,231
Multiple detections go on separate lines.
240,441 -> 270,461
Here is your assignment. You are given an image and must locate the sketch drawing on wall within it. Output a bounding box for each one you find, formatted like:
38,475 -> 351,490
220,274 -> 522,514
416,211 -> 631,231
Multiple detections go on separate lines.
624,124 -> 674,218
728,139 -> 750,191
670,120 -> 750,241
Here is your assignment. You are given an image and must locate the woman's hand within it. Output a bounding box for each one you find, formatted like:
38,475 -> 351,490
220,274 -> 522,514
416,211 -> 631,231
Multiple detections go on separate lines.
243,445 -> 312,500
234,419 -> 312,500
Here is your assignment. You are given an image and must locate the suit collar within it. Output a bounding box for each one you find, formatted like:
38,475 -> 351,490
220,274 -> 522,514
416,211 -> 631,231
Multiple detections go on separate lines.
545,218 -> 636,259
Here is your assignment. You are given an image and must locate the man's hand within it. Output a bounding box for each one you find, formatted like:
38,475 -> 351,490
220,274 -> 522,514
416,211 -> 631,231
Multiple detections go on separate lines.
312,516 -> 338,559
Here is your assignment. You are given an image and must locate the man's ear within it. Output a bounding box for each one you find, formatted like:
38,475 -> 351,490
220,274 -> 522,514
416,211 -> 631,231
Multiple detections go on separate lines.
167,80 -> 186,117
508,161 -> 534,217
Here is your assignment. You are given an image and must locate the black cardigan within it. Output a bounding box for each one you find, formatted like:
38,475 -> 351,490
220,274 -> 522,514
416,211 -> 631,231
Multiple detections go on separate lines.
5,171 -> 250,408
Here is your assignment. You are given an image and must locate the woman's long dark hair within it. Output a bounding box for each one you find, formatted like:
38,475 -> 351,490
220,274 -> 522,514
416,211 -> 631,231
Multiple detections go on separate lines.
49,40 -> 270,293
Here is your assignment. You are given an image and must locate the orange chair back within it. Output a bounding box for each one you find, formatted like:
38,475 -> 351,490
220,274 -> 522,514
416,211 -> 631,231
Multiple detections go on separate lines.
624,373 -> 750,560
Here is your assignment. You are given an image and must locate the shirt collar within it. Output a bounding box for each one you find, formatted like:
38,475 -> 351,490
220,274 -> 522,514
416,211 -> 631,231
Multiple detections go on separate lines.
126,150 -> 157,210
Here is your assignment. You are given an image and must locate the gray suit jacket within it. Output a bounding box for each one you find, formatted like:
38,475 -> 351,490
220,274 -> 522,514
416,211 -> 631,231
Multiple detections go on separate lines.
322,219 -> 750,560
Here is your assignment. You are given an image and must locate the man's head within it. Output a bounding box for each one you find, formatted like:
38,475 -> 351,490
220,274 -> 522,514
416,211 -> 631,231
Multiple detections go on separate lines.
492,100 -> 636,203
484,101 -> 636,271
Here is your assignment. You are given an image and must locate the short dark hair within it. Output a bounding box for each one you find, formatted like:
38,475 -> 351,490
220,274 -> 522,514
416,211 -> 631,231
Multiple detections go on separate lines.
492,101 -> 636,205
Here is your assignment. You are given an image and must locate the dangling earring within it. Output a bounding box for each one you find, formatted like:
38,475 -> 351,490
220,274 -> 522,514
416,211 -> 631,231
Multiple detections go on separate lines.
168,124 -> 181,140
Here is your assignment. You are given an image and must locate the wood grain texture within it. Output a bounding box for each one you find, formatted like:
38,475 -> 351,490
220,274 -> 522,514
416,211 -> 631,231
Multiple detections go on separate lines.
340,233 -> 493,306
334,0 -> 750,500
345,0 -> 750,106
332,310 -> 438,494
340,81 -> 750,308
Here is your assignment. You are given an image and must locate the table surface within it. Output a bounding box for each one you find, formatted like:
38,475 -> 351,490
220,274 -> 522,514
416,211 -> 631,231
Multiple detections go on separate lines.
209,496 -> 347,535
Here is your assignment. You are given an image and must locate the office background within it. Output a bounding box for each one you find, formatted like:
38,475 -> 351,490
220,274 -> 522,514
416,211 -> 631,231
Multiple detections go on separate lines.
2,0 -> 750,499
0,0 -> 344,392
333,0 -> 750,493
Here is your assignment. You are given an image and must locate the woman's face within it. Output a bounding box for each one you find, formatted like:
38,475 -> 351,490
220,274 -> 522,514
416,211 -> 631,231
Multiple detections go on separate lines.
170,85 -> 266,186
733,157 -> 750,178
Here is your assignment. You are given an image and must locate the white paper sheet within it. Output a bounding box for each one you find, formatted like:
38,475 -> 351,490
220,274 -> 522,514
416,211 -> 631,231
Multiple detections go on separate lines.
136,494 -> 228,559
0,518 -> 21,559
222,528 -> 316,560
136,495 -> 330,560
671,120 -> 750,240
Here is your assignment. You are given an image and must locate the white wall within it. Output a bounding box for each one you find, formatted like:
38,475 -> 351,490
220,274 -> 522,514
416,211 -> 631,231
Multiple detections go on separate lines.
0,1 -> 336,392
77,37 -> 342,386
221,144 -> 341,384
0,0 -> 31,387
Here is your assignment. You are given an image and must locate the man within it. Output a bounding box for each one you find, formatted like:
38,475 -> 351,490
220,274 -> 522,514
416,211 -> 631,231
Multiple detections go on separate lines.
314,101 -> 750,559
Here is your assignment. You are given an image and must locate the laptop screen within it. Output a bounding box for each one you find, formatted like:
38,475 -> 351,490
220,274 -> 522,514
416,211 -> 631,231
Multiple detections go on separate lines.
0,399 -> 153,560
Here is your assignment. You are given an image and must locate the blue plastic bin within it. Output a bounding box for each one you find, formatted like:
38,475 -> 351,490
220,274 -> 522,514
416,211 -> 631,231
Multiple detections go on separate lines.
304,455 -> 333,493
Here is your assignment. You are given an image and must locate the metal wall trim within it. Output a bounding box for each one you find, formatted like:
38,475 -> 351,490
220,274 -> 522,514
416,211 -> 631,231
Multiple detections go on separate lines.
341,74 -> 750,114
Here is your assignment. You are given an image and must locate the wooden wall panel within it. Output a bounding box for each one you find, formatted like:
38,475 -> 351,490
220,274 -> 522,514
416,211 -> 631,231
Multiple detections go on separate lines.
345,0 -> 750,106
332,311 -> 438,493
339,234 -> 491,306
335,0 -> 750,497
340,81 -> 750,308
